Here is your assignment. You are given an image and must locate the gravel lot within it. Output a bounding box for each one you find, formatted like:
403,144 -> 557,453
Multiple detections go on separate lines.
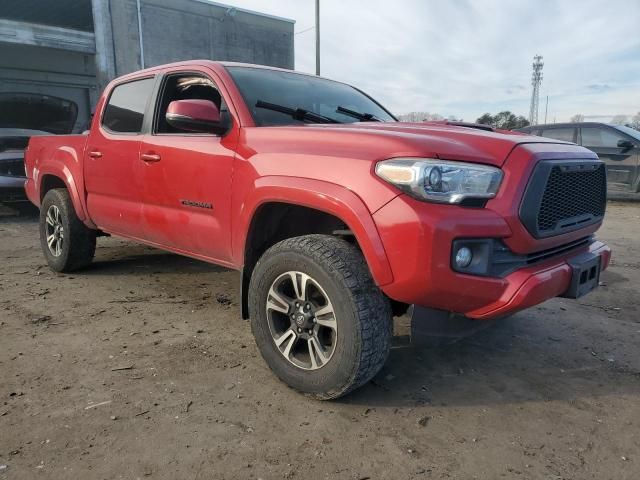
1,202 -> 639,480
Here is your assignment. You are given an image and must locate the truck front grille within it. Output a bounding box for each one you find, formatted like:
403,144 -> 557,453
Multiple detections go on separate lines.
520,160 -> 606,239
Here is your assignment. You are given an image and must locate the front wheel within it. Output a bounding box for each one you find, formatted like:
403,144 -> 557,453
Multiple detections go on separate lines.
248,234 -> 392,400
39,188 -> 96,272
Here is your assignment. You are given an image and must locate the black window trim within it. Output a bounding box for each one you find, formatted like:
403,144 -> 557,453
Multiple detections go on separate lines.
100,75 -> 157,136
151,70 -> 232,138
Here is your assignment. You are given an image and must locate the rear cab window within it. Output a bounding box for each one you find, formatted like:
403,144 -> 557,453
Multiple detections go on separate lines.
540,127 -> 576,143
0,93 -> 78,134
102,78 -> 155,134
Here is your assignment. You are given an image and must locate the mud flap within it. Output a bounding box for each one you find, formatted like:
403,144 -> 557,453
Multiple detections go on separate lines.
410,305 -> 495,344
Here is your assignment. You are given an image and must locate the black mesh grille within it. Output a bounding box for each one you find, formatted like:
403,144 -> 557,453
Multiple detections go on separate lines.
519,160 -> 607,239
538,165 -> 606,233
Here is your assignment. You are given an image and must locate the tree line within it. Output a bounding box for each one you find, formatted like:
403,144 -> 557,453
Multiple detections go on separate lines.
398,110 -> 640,130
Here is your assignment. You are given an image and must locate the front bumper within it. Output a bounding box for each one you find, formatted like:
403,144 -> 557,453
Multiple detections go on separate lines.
0,176 -> 27,201
373,194 -> 611,320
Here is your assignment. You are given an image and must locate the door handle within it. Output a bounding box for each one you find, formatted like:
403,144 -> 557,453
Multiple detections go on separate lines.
140,152 -> 161,162
88,150 -> 103,158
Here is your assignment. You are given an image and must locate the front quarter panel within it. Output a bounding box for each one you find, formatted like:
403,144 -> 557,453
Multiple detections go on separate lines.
234,175 -> 394,286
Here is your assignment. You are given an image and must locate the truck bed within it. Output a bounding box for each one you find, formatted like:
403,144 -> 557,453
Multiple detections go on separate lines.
24,133 -> 89,210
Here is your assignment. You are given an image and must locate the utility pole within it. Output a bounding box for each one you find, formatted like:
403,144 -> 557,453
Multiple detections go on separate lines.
544,95 -> 549,124
315,0 -> 320,75
528,55 -> 543,125
136,0 -> 145,69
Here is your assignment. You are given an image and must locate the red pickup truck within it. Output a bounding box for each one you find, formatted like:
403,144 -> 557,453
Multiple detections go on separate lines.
24,61 -> 611,399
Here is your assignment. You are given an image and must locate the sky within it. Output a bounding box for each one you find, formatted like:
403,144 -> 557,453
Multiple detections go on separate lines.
216,0 -> 640,123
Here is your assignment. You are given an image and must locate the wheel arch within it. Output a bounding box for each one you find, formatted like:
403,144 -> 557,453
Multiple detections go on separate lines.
236,177 -> 394,319
38,169 -> 88,223
34,143 -> 93,226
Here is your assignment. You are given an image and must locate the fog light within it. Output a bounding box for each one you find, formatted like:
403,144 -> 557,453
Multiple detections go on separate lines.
455,247 -> 473,268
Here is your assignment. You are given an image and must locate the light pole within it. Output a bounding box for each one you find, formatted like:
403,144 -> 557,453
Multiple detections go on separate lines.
315,0 -> 320,75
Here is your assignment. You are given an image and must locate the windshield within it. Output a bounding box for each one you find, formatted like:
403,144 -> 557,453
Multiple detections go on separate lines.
0,93 -> 78,134
614,125 -> 640,142
226,66 -> 396,126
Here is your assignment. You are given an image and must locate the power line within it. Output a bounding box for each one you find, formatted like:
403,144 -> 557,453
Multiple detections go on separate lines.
295,25 -> 315,35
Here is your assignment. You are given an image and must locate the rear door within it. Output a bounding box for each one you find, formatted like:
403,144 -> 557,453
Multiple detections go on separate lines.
84,77 -> 155,238
579,126 -> 639,192
138,69 -> 237,264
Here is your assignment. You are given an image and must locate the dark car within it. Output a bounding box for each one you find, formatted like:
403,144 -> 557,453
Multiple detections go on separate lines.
0,93 -> 78,202
0,128 -> 50,201
517,122 -> 640,197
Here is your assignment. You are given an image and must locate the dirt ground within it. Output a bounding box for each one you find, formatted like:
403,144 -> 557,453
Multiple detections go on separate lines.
0,202 -> 638,480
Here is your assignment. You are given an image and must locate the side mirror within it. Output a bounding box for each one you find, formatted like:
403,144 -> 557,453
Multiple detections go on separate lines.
166,99 -> 221,133
617,139 -> 634,152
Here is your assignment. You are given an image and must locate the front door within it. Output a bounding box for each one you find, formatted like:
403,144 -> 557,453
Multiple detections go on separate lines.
84,77 -> 156,239
580,126 -> 640,192
139,70 -> 237,264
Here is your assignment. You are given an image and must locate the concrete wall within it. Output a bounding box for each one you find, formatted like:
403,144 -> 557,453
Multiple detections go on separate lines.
0,43 -> 98,131
0,0 -> 294,124
108,0 -> 295,77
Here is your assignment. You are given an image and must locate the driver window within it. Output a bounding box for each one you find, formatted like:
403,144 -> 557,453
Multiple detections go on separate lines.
581,127 -> 626,149
155,73 -> 230,134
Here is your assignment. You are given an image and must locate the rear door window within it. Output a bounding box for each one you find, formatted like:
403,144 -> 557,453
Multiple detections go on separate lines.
102,78 -> 155,134
540,128 -> 576,142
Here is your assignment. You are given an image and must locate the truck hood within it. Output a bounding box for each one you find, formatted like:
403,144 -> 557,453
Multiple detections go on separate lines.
244,122 -> 570,167
241,121 -> 581,214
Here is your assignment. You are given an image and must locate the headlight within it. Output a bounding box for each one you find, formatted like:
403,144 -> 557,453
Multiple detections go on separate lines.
375,158 -> 503,204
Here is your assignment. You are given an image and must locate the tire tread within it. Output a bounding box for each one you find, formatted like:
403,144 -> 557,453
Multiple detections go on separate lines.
40,188 -> 96,272
251,234 -> 392,400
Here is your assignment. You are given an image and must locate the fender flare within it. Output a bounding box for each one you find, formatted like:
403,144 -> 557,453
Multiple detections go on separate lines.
36,146 -> 93,227
235,176 -> 394,287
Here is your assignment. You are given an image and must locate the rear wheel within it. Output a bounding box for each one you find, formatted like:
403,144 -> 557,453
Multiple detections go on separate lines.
248,234 -> 392,399
40,188 -> 96,272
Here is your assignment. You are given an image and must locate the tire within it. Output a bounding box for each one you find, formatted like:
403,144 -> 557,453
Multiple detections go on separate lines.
248,234 -> 392,400
39,188 -> 96,273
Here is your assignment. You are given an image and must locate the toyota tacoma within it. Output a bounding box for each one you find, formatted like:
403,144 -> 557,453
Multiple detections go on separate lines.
24,61 -> 611,399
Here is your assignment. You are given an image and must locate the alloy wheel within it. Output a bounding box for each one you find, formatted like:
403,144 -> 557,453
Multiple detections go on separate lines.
265,271 -> 338,370
45,205 -> 64,257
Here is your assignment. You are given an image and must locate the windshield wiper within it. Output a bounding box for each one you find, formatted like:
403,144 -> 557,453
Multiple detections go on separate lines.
256,100 -> 341,124
336,106 -> 381,122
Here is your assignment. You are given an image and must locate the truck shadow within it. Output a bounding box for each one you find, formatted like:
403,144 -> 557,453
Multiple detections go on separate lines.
86,248 -> 228,276
344,311 -> 640,408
